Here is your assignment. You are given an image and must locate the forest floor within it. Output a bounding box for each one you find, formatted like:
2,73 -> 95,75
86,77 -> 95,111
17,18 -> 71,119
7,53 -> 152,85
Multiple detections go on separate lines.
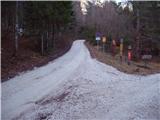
86,42 -> 160,75
1,35 -> 74,82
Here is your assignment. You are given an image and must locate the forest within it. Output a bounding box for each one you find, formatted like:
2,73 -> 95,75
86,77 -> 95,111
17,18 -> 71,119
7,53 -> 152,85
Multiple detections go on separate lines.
75,1 -> 160,58
1,1 -> 75,80
1,1 -> 160,80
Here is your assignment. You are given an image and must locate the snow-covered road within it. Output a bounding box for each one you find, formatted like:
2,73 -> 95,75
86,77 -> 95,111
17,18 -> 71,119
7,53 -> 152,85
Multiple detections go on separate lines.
2,40 -> 160,120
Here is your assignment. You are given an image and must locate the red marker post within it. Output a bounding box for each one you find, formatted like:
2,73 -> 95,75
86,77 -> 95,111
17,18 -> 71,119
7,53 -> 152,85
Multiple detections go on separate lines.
128,45 -> 132,65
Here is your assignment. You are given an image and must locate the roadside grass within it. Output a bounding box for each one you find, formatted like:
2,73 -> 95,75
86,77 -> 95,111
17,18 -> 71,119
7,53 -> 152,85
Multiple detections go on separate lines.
85,42 -> 160,75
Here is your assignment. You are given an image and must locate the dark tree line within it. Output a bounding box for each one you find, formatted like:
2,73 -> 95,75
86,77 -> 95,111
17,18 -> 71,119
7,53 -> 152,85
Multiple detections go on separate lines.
73,1 -> 160,58
1,1 -> 74,55
132,1 -> 160,58
73,1 -> 134,44
2,1 -> 160,59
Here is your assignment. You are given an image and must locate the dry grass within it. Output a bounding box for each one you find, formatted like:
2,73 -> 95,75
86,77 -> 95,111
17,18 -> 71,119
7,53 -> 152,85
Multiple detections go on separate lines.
86,42 -> 160,75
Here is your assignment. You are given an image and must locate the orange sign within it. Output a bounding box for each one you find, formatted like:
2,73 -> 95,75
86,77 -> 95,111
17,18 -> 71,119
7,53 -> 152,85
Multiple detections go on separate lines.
102,37 -> 106,43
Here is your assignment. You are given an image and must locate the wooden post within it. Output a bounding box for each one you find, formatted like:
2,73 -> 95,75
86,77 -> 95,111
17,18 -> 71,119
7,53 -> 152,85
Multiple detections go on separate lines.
128,45 -> 132,65
102,36 -> 106,53
120,38 -> 123,62
97,40 -> 99,50
112,39 -> 116,57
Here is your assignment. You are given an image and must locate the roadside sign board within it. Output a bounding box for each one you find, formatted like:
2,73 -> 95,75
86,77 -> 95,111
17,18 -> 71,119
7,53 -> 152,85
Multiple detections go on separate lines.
102,37 -> 106,43
142,55 -> 152,60
128,45 -> 132,50
96,32 -> 100,37
96,37 -> 101,41
120,38 -> 123,43
112,40 -> 116,46
142,55 -> 152,67
95,32 -> 101,41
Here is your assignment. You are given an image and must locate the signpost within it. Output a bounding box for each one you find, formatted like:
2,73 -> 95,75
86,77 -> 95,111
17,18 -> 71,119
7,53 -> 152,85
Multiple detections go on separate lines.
18,28 -> 23,36
120,38 -> 123,62
128,45 -> 132,65
142,55 -> 152,67
95,32 -> 101,50
112,39 -> 116,57
102,36 -> 106,43
102,36 -> 106,52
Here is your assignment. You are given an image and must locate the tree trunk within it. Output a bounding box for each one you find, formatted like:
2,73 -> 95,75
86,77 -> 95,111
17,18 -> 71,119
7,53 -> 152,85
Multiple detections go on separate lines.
46,30 -> 49,51
15,1 -> 19,55
41,34 -> 44,55
53,23 -> 56,49
50,24 -> 53,48
136,9 -> 140,59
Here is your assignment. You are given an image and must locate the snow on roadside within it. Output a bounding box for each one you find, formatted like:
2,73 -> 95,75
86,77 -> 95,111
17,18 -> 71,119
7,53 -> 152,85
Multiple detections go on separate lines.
2,40 -> 87,120
2,40 -> 160,120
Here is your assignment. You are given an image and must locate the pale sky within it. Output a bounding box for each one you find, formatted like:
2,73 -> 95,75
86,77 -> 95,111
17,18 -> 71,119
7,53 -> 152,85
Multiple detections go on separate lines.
80,0 -> 129,14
